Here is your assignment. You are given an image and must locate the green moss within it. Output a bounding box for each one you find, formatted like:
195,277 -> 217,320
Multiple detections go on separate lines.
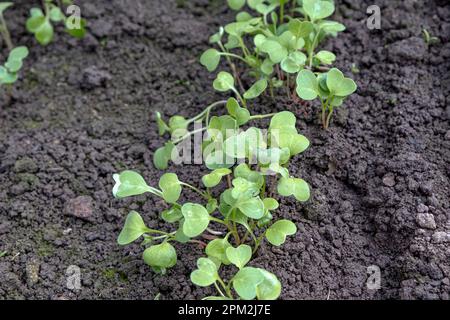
102,268 -> 128,282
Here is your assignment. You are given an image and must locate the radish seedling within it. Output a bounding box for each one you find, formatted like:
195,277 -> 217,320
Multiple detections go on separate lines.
0,46 -> 28,102
26,0 -> 86,46
296,67 -> 357,129
113,110 -> 310,300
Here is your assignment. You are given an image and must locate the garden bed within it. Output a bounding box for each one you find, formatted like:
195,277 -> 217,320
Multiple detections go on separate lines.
0,0 -> 449,299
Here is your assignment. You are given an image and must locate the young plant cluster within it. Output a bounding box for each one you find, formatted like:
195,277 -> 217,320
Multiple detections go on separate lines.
113,109 -> 310,300
200,0 -> 356,128
0,1 -> 86,101
113,0 -> 357,300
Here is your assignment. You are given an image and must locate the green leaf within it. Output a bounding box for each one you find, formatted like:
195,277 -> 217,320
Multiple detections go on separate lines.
8,46 -> 29,61
315,50 -> 336,65
260,39 -> 287,63
0,2 -> 13,14
280,52 -> 307,74
181,203 -> 210,237
227,0 -> 245,10
288,19 -> 314,39
190,257 -> 219,287
66,18 -> 87,39
277,177 -> 310,202
200,48 -> 221,72
243,79 -> 267,100
0,66 -> 17,84
168,115 -> 188,139
226,244 -> 252,269
263,198 -> 279,211
159,173 -> 182,203
256,269 -> 281,300
112,171 -> 151,198
226,97 -> 250,126
232,267 -> 264,300
303,0 -> 335,21
319,20 -> 346,34
260,58 -> 274,76
175,221 -> 190,243
269,111 -> 296,131
161,207 -> 183,223
206,198 -> 218,213
206,238 -> 232,265
143,242 -> 177,269
237,197 -> 265,219
296,69 -> 319,100
155,111 -> 170,136
202,168 -> 231,188
273,128 -> 310,157
326,68 -> 357,97
49,6 -> 65,22
213,71 -> 235,92
153,142 -> 175,170
4,59 -> 22,73
265,219 -> 297,246
117,211 -> 150,245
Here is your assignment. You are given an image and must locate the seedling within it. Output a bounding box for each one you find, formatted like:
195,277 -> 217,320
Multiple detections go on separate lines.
113,109 -> 310,300
0,250 -> 6,258
0,2 -> 13,50
296,67 -> 357,129
0,46 -> 29,102
26,0 -> 86,46
422,29 -> 439,46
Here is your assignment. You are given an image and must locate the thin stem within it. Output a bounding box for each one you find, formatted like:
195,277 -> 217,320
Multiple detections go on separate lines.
187,100 -> 227,124
218,42 -> 245,93
145,229 -> 175,236
280,0 -> 285,23
210,216 -> 229,227
219,52 -> 247,64
172,127 -> 207,145
180,182 -> 209,199
217,277 -> 233,299
214,282 -> 226,298
325,106 -> 334,129
0,15 -> 13,51
249,113 -> 276,120
231,87 -> 246,108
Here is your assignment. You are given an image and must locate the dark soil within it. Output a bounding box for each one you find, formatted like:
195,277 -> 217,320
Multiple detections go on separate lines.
0,0 -> 449,300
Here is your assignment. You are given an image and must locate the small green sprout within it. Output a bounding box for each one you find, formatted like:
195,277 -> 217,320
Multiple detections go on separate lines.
0,250 -> 6,258
422,29 -> 439,46
113,110 -> 310,300
0,46 -> 29,101
0,2 -> 13,50
296,67 -> 357,129
26,0 -> 86,46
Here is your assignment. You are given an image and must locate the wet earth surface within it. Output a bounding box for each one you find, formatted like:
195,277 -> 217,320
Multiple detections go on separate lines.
0,0 -> 449,299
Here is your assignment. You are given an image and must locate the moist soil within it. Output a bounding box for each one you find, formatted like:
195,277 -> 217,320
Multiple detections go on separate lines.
0,0 -> 449,300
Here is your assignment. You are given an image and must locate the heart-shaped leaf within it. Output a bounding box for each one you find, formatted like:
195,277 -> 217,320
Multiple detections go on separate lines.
117,211 -> 150,245
226,244 -> 252,269
213,71 -> 235,92
8,46 -> 29,62
243,79 -> 267,100
256,269 -> 281,300
181,203 -> 210,237
277,177 -> 310,202
143,242 -> 177,270
280,52 -> 307,74
265,219 -> 297,246
206,238 -> 232,265
296,69 -> 319,100
237,197 -> 265,219
232,267 -> 264,300
200,48 -> 221,72
326,68 -> 357,97
190,257 -> 219,287
112,171 -> 151,198
263,198 -> 279,211
269,111 -> 297,131
303,0 -> 335,21
226,98 -> 250,126
274,128 -> 310,157
288,19 -> 314,39
202,168 -> 232,188
159,173 -> 182,203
